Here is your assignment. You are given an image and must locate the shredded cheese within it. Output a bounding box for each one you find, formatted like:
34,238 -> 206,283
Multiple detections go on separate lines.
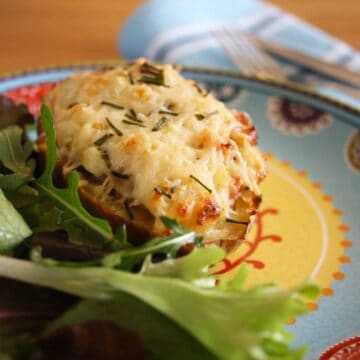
46,59 -> 266,246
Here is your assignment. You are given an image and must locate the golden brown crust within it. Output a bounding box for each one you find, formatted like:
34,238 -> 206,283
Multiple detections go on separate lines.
38,119 -> 256,252
39,61 -> 266,252
78,187 -> 152,246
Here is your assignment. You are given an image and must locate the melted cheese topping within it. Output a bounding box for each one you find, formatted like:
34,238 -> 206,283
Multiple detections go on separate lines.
46,59 -> 266,245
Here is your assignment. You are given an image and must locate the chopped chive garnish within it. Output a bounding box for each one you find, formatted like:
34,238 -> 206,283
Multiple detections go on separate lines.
159,110 -> 178,116
122,120 -> 146,128
68,102 -> 78,109
154,187 -> 172,199
94,133 -> 113,146
128,72 -> 134,84
76,165 -> 106,185
141,78 -> 167,86
193,83 -> 208,96
189,174 -> 212,194
139,62 -> 167,87
152,117 -> 168,131
100,148 -> 111,168
111,171 -> 129,179
207,110 -> 219,117
125,109 -> 142,123
141,62 -> 162,75
167,102 -> 176,110
106,117 -> 123,136
101,100 -> 124,110
124,200 -> 134,220
195,110 -> 219,120
225,218 -> 249,225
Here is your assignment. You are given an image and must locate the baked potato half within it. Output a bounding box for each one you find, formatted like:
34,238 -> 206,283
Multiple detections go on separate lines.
39,59 -> 266,251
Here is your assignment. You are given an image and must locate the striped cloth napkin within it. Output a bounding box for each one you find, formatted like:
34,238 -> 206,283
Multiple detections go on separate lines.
119,0 -> 360,108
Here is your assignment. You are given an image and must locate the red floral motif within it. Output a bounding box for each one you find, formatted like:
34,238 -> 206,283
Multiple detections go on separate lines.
319,337 -> 360,360
214,208 -> 281,275
4,82 -> 56,116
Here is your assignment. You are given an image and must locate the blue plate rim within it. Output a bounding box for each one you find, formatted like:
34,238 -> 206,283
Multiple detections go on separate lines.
0,60 -> 359,127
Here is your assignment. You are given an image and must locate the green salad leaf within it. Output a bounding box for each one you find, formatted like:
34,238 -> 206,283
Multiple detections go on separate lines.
33,105 -> 114,246
140,245 -> 224,282
102,216 -> 199,270
0,125 -> 35,191
0,333 -> 36,360
47,294 -> 215,360
0,102 -> 319,360
0,173 -> 30,192
0,253 -> 318,359
0,125 -> 34,176
0,188 -> 32,254
0,94 -> 34,131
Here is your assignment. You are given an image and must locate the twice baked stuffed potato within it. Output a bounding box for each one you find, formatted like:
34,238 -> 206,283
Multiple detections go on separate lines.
40,59 -> 266,250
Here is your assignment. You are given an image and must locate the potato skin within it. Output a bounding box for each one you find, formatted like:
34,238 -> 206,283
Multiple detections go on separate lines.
78,187 -> 152,246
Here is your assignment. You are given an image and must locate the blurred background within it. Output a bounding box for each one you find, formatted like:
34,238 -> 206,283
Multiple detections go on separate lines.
0,0 -> 359,73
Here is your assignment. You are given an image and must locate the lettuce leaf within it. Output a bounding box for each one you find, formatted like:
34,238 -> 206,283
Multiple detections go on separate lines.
0,125 -> 34,177
0,125 -> 35,192
140,245 -> 224,282
47,295 -> 215,360
0,189 -> 31,254
0,252 -> 318,359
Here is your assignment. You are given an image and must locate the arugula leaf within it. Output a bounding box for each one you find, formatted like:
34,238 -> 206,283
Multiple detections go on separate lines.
102,217 -> 197,270
159,215 -> 186,233
33,105 -> 113,246
0,254 -> 318,359
0,125 -> 34,176
0,188 -> 32,254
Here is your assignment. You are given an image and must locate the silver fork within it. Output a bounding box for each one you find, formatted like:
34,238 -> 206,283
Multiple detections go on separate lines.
213,26 -> 360,99
212,27 -> 288,80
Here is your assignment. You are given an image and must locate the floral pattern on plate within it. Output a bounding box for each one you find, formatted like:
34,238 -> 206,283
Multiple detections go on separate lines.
268,96 -> 332,136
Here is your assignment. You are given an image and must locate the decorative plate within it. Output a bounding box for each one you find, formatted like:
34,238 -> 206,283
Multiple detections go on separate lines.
0,63 -> 359,359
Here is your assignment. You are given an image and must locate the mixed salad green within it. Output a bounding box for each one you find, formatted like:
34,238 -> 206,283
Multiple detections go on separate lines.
0,99 -> 319,359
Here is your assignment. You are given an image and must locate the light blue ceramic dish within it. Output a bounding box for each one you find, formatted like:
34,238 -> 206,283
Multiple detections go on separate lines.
0,63 -> 359,359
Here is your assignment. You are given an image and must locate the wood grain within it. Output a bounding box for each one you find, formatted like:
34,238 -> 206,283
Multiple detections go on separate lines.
0,0 -> 358,74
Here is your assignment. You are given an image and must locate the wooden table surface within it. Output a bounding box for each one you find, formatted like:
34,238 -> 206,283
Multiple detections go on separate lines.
0,0 -> 359,74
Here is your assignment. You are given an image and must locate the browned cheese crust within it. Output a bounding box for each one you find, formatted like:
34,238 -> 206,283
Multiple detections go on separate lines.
40,59 -> 266,251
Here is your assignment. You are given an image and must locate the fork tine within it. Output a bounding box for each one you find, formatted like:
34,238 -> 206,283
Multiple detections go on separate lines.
213,26 -> 288,80
226,27 -> 288,79
225,29 -> 272,75
225,26 -> 288,79
212,28 -> 255,76
213,27 -> 263,75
